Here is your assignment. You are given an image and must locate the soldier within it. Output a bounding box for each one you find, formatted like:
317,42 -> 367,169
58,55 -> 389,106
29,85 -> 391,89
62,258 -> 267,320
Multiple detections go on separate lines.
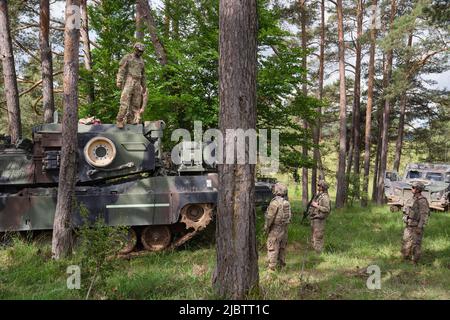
401,181 -> 430,263
264,182 -> 292,271
116,42 -> 148,128
308,180 -> 331,253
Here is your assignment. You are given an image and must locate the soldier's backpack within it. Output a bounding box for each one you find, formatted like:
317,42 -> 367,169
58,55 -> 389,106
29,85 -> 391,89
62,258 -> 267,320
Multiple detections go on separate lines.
280,198 -> 292,224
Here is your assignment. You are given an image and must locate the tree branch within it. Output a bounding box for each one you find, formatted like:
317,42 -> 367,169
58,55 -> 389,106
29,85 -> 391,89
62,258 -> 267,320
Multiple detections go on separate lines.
0,71 -> 63,105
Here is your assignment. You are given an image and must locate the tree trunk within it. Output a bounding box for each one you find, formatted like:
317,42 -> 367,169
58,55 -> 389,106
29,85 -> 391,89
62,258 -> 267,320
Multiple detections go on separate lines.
312,0 -> 325,195
335,0 -> 347,209
375,0 -> 397,205
352,0 -> 363,199
40,0 -> 55,123
163,0 -> 170,38
299,0 -> 308,206
372,107 -> 383,201
393,33 -> 413,173
362,0 -> 377,207
80,0 -> 94,104
136,0 -> 145,40
0,0 -> 21,144
138,0 -> 168,65
52,0 -> 81,260
213,0 -> 258,299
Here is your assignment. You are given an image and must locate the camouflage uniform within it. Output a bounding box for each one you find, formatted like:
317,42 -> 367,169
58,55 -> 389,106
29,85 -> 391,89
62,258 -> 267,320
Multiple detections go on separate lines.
116,43 -> 147,127
264,183 -> 291,270
308,181 -> 331,253
401,182 -> 430,263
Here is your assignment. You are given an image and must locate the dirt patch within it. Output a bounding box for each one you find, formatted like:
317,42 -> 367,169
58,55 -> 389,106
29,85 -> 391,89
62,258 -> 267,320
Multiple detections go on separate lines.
298,282 -> 320,299
192,264 -> 208,277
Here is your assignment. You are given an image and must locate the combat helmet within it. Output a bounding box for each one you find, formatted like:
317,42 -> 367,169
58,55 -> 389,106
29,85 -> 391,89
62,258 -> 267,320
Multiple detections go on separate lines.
134,42 -> 145,52
411,181 -> 425,192
317,180 -> 329,191
273,182 -> 288,196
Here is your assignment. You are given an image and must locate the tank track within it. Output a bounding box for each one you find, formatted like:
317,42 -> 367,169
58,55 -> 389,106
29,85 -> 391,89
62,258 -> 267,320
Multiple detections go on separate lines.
117,203 -> 214,259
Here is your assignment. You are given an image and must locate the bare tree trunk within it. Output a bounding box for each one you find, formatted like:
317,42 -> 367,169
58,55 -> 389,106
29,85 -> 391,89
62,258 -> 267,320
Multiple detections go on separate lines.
393,33 -> 413,173
375,0 -> 397,205
0,0 -> 21,144
163,0 -> 170,38
362,0 -> 377,207
372,108 -> 382,201
335,0 -> 347,209
299,0 -> 308,206
40,0 -> 55,123
136,0 -> 145,40
138,0 -> 168,65
312,0 -> 325,195
213,0 -> 258,299
352,0 -> 363,200
52,0 -> 81,260
80,0 -> 94,104
393,94 -> 407,172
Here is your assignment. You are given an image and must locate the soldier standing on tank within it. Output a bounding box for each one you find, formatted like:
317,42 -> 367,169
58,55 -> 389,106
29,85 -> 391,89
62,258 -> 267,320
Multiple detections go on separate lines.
116,42 -> 148,128
308,180 -> 331,253
264,183 -> 292,271
401,181 -> 430,264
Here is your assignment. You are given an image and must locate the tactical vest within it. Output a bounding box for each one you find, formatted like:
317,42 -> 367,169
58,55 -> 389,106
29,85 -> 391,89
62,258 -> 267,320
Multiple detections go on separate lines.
308,192 -> 330,218
408,195 -> 429,227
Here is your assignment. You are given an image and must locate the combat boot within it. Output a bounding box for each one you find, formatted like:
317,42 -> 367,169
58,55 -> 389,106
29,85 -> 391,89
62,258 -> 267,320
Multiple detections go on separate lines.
116,121 -> 124,129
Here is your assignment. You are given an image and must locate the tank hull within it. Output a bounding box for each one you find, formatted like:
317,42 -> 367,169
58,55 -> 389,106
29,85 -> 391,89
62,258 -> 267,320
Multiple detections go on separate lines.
0,174 -> 218,232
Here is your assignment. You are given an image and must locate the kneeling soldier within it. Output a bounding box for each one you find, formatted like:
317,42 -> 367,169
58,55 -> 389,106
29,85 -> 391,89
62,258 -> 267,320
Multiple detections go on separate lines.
264,183 -> 292,271
401,181 -> 430,263
308,180 -> 331,253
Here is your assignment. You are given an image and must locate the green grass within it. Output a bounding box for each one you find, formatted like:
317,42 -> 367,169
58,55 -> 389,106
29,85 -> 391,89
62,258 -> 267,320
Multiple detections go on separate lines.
1,203 -> 449,300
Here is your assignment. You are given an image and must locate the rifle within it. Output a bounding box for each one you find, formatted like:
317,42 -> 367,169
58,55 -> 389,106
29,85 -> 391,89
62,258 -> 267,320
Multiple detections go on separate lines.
301,195 -> 316,224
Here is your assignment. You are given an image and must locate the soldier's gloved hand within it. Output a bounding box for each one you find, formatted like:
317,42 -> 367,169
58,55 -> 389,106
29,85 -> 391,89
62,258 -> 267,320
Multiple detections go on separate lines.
402,215 -> 408,224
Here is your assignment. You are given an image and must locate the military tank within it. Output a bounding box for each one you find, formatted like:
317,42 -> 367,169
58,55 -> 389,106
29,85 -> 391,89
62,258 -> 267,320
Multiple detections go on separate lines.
0,121 -> 273,254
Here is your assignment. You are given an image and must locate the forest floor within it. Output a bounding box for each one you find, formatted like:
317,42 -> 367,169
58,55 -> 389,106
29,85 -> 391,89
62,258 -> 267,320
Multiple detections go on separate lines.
1,200 -> 449,299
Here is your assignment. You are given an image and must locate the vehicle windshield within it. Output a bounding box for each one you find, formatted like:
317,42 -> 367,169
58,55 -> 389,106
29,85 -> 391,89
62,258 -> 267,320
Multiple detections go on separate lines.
406,170 -> 444,181
425,172 -> 444,182
406,170 -> 421,179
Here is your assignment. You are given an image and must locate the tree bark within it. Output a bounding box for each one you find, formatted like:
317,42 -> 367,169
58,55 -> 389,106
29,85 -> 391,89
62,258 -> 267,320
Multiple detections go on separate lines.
312,0 -> 325,195
213,0 -> 258,299
52,0 -> 81,260
40,0 -> 55,123
299,0 -> 308,206
0,0 -> 21,143
80,0 -> 94,104
135,0 -> 145,40
138,0 -> 168,65
393,33 -> 413,173
375,0 -> 397,205
351,0 -> 363,199
362,0 -> 377,207
372,111 -> 382,201
163,0 -> 170,38
335,0 -> 347,209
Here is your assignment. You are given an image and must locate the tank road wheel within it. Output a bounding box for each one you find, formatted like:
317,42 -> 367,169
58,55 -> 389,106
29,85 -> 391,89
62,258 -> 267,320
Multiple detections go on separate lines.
118,228 -> 137,254
180,203 -> 214,231
141,226 -> 172,251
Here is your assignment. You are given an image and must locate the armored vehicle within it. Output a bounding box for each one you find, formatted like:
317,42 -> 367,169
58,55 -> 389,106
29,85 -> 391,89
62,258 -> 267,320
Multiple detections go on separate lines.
385,163 -> 450,212
0,121 -> 274,253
